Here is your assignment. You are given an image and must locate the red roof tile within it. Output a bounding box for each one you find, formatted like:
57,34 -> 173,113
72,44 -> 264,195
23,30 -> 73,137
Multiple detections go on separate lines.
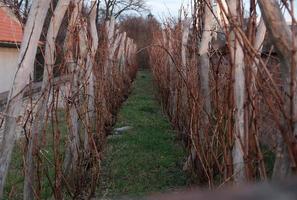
0,6 -> 23,44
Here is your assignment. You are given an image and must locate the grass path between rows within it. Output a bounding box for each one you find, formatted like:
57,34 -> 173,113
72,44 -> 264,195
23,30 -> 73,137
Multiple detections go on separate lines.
98,70 -> 189,199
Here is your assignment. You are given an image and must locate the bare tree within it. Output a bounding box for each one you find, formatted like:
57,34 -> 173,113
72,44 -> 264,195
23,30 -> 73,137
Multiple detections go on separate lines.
101,0 -> 148,20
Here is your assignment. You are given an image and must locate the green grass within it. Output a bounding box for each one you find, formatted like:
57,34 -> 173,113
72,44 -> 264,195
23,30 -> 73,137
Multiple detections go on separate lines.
4,111 -> 69,200
5,70 -> 188,199
98,70 -> 188,198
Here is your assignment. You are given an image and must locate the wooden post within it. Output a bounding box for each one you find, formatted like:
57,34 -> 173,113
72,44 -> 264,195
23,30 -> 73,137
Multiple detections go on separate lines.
0,0 -> 51,197
226,0 -> 246,183
23,0 -> 71,199
258,0 -> 297,180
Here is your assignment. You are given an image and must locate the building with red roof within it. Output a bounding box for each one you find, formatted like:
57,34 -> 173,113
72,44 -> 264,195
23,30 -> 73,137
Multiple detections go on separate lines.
0,3 -> 23,93
0,5 -> 23,45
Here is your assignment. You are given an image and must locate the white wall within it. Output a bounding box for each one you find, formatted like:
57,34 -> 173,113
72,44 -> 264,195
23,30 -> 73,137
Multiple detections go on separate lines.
0,47 -> 19,93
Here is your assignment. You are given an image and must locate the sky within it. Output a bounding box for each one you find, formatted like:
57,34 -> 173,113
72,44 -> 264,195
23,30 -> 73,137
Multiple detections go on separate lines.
145,0 -> 297,22
146,0 -> 188,19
